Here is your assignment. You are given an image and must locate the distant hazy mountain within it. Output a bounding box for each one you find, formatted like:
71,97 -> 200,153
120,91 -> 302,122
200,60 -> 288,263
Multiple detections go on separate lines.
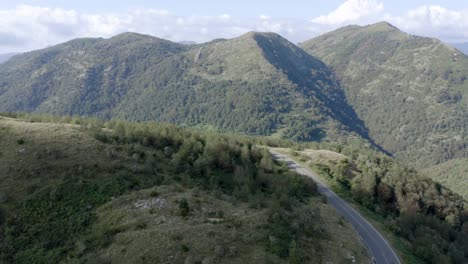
0,32 -> 367,142
301,22 -> 468,168
0,52 -> 18,63
450,42 -> 468,55
178,40 -> 197,45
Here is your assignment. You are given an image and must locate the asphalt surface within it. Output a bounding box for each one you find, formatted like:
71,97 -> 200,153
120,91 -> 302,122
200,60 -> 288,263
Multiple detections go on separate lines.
271,151 -> 401,264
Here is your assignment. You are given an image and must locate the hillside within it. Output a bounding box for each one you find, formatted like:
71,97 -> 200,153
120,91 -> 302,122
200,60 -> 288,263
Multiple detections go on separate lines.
0,33 -> 188,117
423,158 -> 468,199
301,22 -> 468,168
0,115 -> 370,263
0,32 -> 368,142
274,143 -> 468,263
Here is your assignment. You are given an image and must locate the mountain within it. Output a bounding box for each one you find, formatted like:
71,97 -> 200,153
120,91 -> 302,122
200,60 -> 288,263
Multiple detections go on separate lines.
451,42 -> 468,55
0,52 -> 18,63
0,33 -> 188,116
178,40 -> 197,45
0,31 -> 368,142
301,22 -> 468,168
0,114 -> 370,263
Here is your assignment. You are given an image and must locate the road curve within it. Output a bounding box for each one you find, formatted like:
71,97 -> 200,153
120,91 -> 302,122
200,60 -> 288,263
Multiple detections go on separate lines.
271,151 -> 401,264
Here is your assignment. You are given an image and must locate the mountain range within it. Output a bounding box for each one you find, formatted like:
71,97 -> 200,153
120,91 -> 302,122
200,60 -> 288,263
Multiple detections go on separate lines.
1,21 -> 468,263
0,22 -> 466,196
0,53 -> 18,64
0,31 -> 367,143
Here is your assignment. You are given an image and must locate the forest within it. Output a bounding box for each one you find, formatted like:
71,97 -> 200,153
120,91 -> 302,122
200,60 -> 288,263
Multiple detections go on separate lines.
294,141 -> 468,263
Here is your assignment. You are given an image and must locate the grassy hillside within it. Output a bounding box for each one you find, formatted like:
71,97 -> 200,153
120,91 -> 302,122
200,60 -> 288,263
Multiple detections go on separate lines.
424,158 -> 468,199
0,32 -> 368,143
301,22 -> 468,168
0,114 -> 369,264
274,142 -> 468,263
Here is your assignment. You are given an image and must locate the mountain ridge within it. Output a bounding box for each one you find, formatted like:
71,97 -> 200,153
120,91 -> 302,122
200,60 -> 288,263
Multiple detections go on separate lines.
0,30 -> 370,144
301,22 -> 468,168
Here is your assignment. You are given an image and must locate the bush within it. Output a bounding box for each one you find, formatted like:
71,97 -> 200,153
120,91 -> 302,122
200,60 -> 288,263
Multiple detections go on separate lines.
178,198 -> 190,217
181,244 -> 190,252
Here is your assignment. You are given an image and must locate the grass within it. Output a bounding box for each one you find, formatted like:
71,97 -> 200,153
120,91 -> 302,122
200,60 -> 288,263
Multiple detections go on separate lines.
71,185 -> 369,264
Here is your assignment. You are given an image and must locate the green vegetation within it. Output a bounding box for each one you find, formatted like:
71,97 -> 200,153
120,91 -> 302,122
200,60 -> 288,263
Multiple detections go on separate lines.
178,198 -> 190,217
301,22 -> 468,169
0,31 -> 369,143
0,114 -> 369,263
0,23 -> 467,263
278,143 -> 468,263
424,158 -> 468,199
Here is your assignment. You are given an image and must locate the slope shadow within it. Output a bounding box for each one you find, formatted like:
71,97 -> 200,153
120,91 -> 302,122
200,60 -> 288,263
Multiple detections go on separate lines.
254,34 -> 391,155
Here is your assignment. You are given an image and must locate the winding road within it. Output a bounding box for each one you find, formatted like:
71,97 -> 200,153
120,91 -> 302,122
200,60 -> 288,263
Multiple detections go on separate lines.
271,151 -> 401,264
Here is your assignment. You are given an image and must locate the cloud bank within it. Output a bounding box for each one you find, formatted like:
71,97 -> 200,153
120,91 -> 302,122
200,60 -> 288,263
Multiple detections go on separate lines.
0,1 -> 467,53
312,0 -> 384,26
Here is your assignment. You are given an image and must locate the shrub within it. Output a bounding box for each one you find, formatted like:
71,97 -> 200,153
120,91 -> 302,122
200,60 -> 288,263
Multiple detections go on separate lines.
179,198 -> 190,217
181,244 -> 190,252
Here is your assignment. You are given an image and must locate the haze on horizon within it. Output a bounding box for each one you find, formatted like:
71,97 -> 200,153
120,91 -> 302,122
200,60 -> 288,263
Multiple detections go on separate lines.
0,0 -> 467,53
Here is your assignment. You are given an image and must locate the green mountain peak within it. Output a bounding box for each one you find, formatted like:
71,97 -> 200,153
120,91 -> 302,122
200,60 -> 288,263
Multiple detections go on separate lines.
366,21 -> 399,31
301,23 -> 468,168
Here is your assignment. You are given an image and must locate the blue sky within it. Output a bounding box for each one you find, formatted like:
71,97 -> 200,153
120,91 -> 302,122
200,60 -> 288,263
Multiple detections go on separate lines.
0,0 -> 467,53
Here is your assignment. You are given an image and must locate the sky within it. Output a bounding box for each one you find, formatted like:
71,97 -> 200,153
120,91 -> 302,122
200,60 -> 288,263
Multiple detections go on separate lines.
0,0 -> 467,53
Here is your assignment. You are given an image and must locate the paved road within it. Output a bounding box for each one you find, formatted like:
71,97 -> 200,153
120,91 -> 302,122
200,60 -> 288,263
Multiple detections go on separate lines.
271,151 -> 401,264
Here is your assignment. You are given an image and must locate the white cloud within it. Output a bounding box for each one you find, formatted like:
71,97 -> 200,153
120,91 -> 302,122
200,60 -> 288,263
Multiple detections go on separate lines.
0,3 -> 468,53
310,1 -> 468,43
312,0 -> 384,26
389,5 -> 468,42
0,5 -> 320,53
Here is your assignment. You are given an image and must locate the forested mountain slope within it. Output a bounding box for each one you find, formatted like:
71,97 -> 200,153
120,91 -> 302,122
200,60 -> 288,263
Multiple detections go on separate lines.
301,22 -> 468,168
423,158 -> 468,199
0,32 -> 367,142
0,33 -> 188,117
281,142 -> 468,263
